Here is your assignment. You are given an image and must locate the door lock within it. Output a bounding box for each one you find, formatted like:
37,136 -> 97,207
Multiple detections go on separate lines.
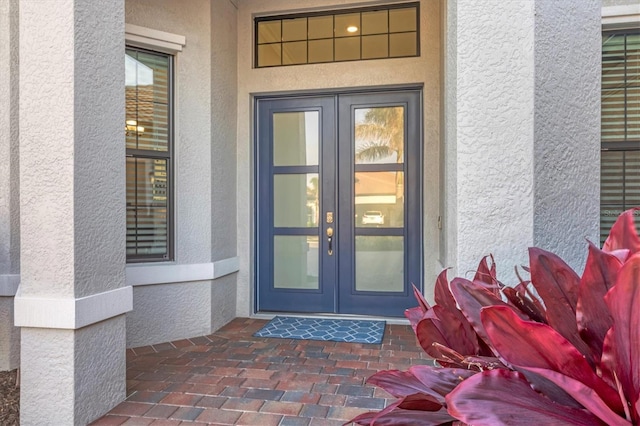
326,227 -> 334,255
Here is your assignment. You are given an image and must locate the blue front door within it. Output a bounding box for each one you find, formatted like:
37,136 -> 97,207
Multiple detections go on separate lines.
256,90 -> 422,317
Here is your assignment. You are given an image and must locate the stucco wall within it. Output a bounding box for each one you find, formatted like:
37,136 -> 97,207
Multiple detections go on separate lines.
533,0 -> 600,270
602,0 -> 638,6
236,0 -> 442,315
447,1 -> 536,281
125,0 -> 238,346
445,0 -> 601,283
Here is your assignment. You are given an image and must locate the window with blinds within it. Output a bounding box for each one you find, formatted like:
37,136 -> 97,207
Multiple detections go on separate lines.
125,47 -> 173,261
601,30 -> 640,244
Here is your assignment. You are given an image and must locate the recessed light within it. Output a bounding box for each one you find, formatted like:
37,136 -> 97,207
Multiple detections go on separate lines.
347,26 -> 358,33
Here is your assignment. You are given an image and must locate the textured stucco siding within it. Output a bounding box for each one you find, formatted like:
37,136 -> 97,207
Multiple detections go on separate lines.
125,0 -> 237,345
21,317 -> 126,425
18,0 -> 127,423
533,0 -> 601,271
236,0 -> 442,314
211,0 -> 239,262
447,1 -> 536,281
127,282 -> 211,347
446,0 -> 601,282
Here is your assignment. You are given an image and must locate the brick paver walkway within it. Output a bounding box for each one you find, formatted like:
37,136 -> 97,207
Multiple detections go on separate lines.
91,317 -> 432,425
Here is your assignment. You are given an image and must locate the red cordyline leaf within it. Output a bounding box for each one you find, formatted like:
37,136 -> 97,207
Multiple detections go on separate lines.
366,366 -> 473,402
602,208 -> 640,255
449,277 -> 527,353
481,306 -> 624,414
601,252 -> 640,423
473,254 -> 500,296
434,267 -> 481,355
405,306 -> 426,332
446,369 -> 607,425
576,242 -> 620,359
529,247 -> 593,362
349,393 -> 453,426
413,283 -> 431,313
524,367 -> 631,426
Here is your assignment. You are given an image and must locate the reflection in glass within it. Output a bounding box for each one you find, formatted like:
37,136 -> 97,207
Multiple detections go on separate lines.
355,107 -> 404,164
355,236 -> 403,292
389,7 -> 417,33
282,18 -> 307,42
309,39 -> 334,63
125,49 -> 170,152
335,37 -> 360,61
362,10 -> 388,35
355,172 -> 404,228
335,14 -> 360,37
273,111 -> 319,166
274,236 -> 319,289
308,15 -> 333,39
274,174 -> 319,228
126,157 -> 168,256
258,44 -> 281,67
390,32 -> 418,58
362,34 -> 388,59
283,41 -> 307,65
258,20 -> 281,43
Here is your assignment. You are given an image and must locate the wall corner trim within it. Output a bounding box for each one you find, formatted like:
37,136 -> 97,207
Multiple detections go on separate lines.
0,275 -> 20,297
125,23 -> 186,53
602,5 -> 640,30
14,286 -> 133,329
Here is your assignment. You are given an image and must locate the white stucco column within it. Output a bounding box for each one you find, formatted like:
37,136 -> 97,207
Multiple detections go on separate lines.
16,0 -> 131,424
444,0 -> 600,282
0,0 -> 20,372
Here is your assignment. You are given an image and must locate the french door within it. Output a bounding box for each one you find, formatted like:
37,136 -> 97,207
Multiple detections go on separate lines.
256,90 -> 422,317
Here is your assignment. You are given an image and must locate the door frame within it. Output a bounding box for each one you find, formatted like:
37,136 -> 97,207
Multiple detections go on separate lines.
253,85 -> 424,317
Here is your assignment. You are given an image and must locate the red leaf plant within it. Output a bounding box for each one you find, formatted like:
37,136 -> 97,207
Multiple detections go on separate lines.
349,208 -> 640,425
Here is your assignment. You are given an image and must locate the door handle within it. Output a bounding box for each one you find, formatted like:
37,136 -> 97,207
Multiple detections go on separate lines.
326,227 -> 334,255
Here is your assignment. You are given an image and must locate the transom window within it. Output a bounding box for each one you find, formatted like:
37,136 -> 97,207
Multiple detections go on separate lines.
255,3 -> 419,68
600,30 -> 640,244
125,47 -> 173,261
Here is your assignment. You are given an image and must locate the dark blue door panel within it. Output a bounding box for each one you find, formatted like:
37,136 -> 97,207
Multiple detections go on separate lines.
256,90 -> 422,316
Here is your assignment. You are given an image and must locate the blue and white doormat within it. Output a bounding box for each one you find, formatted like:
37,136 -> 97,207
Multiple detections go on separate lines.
254,316 -> 386,344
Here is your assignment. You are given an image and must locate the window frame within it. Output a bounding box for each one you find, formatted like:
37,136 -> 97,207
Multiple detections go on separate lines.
254,2 -> 420,68
600,20 -> 640,244
125,45 -> 175,263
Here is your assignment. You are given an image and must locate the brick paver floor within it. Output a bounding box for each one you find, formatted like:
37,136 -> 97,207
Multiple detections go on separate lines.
91,317 -> 433,426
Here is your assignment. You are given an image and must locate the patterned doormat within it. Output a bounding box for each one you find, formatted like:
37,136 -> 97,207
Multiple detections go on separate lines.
253,316 -> 386,344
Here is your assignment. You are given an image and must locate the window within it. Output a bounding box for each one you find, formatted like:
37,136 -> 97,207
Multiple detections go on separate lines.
600,30 -> 640,244
255,3 -> 419,68
126,47 -> 173,261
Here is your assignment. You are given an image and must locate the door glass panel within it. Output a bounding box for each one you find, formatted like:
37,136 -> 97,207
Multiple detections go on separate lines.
355,172 -> 404,227
355,236 -> 403,292
274,174 -> 319,227
354,107 -> 404,164
309,15 -> 333,39
274,236 -> 319,289
273,111 -> 319,166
